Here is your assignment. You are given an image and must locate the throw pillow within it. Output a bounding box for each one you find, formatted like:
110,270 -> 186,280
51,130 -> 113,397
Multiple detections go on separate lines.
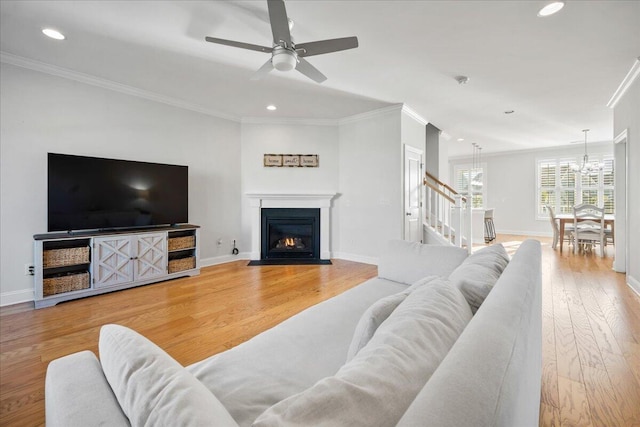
345,292 -> 407,362
345,275 -> 439,362
448,243 -> 510,313
253,277 -> 473,427
99,324 -> 238,427
377,240 -> 468,285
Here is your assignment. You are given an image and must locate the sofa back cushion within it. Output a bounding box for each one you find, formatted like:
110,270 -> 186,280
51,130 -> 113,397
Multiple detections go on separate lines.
253,277 -> 473,427
377,240 -> 469,284
99,324 -> 238,427
448,243 -> 510,313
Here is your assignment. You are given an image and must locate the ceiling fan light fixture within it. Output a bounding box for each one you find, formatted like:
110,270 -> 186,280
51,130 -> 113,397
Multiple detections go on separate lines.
42,28 -> 65,40
538,2 -> 565,17
272,48 -> 297,72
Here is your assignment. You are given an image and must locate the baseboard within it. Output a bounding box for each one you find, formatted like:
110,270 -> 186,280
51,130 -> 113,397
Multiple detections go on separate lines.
628,275 -> 640,297
0,289 -> 34,307
496,229 -> 553,238
200,253 -> 250,267
332,252 -> 378,266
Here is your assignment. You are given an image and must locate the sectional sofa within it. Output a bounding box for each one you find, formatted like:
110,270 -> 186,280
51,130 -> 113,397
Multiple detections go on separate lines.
45,239 -> 542,426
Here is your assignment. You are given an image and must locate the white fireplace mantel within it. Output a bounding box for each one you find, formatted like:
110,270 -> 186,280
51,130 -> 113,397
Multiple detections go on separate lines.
246,193 -> 336,260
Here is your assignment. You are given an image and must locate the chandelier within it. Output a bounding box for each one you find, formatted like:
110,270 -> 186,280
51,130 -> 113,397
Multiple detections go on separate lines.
571,129 -> 603,175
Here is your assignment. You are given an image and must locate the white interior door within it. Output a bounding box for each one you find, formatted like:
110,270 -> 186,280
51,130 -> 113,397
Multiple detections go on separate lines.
404,145 -> 423,242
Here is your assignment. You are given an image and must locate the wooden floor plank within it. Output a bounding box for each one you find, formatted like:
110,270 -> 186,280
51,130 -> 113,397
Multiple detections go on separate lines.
557,375 -> 594,427
582,365 -> 627,427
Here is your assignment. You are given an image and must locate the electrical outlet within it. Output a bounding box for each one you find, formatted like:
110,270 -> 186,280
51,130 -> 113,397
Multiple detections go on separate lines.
24,263 -> 35,276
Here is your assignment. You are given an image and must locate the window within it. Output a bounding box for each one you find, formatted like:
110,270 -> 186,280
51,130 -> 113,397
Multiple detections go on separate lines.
454,164 -> 485,208
537,155 -> 614,219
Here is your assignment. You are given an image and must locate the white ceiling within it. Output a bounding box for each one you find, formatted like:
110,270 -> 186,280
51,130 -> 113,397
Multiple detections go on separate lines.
1,1 -> 638,156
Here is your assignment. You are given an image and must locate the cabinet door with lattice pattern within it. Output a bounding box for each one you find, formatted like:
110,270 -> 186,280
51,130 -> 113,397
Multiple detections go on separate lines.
134,233 -> 167,281
93,236 -> 133,287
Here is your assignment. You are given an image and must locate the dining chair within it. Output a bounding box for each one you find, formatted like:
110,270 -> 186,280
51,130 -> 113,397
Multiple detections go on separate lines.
572,203 -> 605,257
484,208 -> 496,243
546,204 -> 573,250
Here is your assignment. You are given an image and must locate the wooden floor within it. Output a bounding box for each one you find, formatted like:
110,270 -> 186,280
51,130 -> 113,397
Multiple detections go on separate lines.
0,236 -> 639,426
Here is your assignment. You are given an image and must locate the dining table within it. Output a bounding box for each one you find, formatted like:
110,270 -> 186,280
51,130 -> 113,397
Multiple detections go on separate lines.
555,213 -> 615,252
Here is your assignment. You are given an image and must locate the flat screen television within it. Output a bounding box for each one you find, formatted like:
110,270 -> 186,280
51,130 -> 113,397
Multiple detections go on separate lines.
48,153 -> 188,232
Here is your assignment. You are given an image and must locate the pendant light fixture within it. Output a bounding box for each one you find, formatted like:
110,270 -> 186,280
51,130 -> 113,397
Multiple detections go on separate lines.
572,129 -> 603,175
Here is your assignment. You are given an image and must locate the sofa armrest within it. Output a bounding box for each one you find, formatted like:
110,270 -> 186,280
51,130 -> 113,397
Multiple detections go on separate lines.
46,350 -> 130,427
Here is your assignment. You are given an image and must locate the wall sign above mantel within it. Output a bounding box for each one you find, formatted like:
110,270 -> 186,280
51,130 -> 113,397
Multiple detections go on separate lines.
264,154 -> 319,168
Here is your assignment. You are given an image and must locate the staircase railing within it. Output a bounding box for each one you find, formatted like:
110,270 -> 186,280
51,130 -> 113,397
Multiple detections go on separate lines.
423,171 -> 472,252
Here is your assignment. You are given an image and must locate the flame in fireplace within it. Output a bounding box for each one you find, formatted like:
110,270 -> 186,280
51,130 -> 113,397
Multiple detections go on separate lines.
276,237 -> 305,250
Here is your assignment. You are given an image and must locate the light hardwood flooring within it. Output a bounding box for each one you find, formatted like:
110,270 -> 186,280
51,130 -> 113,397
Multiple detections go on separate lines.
1,235 -> 639,426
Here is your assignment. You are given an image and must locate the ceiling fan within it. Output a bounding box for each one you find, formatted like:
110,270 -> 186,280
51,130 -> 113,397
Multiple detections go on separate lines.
205,0 -> 358,83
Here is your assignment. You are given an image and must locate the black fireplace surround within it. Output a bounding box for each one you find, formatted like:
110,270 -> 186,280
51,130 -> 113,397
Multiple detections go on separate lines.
249,208 -> 330,265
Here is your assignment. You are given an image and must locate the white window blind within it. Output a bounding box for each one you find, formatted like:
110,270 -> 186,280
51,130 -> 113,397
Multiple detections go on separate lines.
537,155 -> 614,219
453,164 -> 485,208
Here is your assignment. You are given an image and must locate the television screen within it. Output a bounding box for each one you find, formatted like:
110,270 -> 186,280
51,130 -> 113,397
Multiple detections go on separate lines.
48,153 -> 188,232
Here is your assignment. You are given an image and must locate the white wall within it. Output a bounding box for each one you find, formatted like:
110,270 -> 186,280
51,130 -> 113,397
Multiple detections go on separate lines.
613,75 -> 640,294
449,142 -> 614,236
240,121 -> 340,194
0,63 -> 242,305
336,109 -> 402,262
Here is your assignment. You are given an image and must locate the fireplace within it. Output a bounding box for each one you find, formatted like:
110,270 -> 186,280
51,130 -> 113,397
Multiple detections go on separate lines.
247,193 -> 336,264
261,208 -> 321,262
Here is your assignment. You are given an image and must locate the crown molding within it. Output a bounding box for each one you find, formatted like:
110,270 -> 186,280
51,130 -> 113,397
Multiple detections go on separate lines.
338,104 -> 403,125
401,104 -> 429,126
607,56 -> 640,109
0,51 -> 240,122
240,116 -> 338,126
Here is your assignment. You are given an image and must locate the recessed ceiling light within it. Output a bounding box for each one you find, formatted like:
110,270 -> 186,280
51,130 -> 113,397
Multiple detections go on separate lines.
537,2 -> 565,17
42,28 -> 66,40
457,138 -> 465,142
266,105 -> 277,111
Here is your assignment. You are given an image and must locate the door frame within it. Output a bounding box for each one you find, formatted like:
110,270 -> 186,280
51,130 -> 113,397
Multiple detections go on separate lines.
613,129 -> 628,274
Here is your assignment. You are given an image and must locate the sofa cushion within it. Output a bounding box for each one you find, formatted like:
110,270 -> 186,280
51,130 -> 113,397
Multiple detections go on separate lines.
377,240 -> 468,285
345,275 -> 438,362
448,243 -> 510,313
253,277 -> 473,427
99,324 -> 238,427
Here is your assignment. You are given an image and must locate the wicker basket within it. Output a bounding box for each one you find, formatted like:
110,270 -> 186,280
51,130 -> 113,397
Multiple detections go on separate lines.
168,236 -> 195,251
168,256 -> 195,273
43,246 -> 90,268
43,272 -> 90,296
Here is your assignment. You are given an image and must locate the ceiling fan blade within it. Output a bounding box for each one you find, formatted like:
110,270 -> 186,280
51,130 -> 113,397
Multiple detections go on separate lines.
251,59 -> 274,80
296,57 -> 327,83
205,36 -> 271,53
267,0 -> 292,46
296,36 -> 359,57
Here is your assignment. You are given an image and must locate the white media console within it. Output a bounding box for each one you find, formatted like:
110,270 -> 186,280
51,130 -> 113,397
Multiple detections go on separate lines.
33,225 -> 200,309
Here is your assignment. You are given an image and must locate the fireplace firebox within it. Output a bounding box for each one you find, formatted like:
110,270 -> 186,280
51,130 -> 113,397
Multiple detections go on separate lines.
258,208 -> 327,264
